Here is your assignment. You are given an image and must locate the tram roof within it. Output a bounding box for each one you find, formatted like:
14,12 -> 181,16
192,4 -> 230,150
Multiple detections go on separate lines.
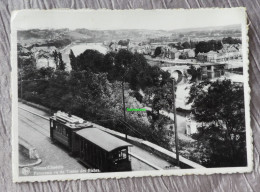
76,128 -> 132,152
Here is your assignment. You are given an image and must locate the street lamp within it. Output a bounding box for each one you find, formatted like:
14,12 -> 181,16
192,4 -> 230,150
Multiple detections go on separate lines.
171,77 -> 180,167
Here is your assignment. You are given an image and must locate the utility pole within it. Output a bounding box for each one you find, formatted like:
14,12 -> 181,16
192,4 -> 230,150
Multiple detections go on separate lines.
20,61 -> 23,100
21,78 -> 23,100
122,78 -> 127,140
172,78 -> 180,167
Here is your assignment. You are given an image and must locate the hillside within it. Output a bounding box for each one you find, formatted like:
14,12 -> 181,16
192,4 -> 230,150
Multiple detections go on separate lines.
17,24 -> 241,48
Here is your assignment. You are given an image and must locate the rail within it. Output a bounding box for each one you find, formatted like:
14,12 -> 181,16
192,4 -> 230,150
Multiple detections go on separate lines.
19,106 -> 49,120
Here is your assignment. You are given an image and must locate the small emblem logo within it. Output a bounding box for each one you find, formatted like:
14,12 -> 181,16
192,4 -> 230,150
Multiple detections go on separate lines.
21,167 -> 30,176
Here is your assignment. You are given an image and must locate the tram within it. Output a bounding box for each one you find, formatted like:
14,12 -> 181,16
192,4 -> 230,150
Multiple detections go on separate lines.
76,128 -> 132,172
50,111 -> 132,172
50,111 -> 93,155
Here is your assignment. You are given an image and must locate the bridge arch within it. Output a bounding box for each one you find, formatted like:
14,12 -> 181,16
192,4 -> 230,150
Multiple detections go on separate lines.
172,70 -> 183,84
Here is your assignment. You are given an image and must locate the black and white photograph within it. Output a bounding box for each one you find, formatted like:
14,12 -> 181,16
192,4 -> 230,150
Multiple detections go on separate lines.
11,8 -> 251,182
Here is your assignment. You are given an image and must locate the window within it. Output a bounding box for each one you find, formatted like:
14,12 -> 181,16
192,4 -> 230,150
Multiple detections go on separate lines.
120,149 -> 127,159
55,124 -> 69,137
113,149 -> 127,162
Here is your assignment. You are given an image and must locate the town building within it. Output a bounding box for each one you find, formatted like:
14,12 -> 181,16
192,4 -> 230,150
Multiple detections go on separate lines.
197,44 -> 242,63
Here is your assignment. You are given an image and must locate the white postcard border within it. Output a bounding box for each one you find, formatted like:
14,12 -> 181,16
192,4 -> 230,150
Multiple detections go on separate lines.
11,8 -> 252,183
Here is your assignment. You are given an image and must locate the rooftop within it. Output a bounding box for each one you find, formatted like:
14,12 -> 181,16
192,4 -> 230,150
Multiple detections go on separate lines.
52,111 -> 93,129
76,128 -> 132,152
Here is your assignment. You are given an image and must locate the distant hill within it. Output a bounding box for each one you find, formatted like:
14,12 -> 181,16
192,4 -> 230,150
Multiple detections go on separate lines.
17,24 -> 241,48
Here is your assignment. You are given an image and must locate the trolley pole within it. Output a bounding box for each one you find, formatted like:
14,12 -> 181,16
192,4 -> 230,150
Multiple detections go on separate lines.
172,78 -> 180,167
122,79 -> 127,140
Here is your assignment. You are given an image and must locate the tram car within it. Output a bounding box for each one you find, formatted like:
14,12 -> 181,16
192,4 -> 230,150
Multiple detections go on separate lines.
50,111 -> 93,155
75,128 -> 132,172
50,111 -> 132,172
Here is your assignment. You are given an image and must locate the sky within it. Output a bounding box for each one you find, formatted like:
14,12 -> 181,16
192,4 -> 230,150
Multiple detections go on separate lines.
11,8 -> 246,31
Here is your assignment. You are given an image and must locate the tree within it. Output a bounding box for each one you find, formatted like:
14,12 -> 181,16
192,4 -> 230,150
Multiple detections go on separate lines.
19,47 -> 174,152
222,37 -> 241,44
18,55 -> 36,69
69,49 -> 77,71
142,80 -> 175,121
118,39 -> 130,46
38,67 -> 54,79
75,49 -> 104,72
187,79 -> 247,167
187,66 -> 202,82
72,49 -> 172,93
52,50 -> 59,69
102,51 -> 116,74
58,52 -> 66,71
44,70 -> 70,110
195,40 -> 223,55
195,41 -> 208,55
104,81 -> 171,149
153,47 -> 162,57
190,40 -> 197,49
182,41 -> 190,49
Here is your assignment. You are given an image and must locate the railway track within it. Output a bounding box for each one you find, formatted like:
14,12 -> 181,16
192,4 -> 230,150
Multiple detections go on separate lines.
18,106 -> 163,170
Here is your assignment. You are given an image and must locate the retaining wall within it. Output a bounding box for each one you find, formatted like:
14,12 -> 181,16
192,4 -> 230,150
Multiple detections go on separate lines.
19,99 -> 52,115
94,123 -> 205,169
19,137 -> 39,160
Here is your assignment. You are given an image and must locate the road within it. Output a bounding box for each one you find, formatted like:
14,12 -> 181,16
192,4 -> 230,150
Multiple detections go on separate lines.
18,105 -> 87,176
18,102 -> 173,176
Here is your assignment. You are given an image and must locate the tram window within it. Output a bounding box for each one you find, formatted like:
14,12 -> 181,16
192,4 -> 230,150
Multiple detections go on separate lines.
56,125 -> 68,137
63,128 -> 69,137
119,149 -> 127,159
113,149 -> 127,162
57,125 -> 62,133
